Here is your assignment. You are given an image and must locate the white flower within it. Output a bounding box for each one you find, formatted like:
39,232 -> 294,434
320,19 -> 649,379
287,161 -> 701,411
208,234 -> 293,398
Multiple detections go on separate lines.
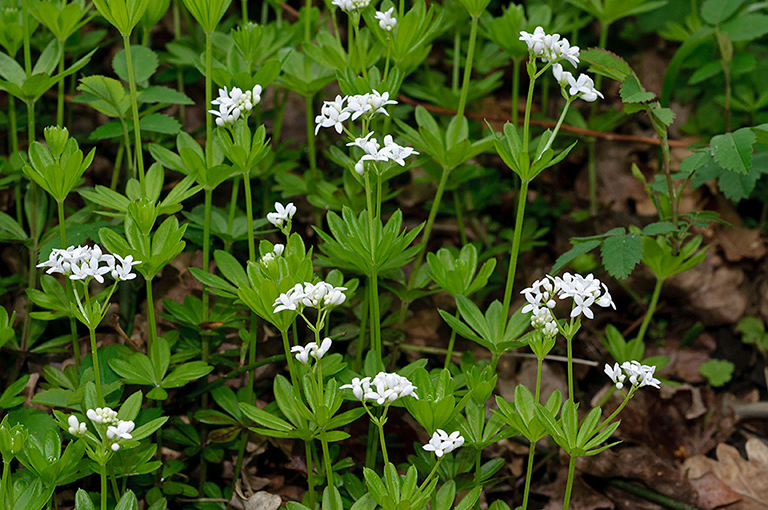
552,63 -> 573,87
381,135 -> 418,166
111,443 -> 120,451
68,415 -> 87,436
106,420 -> 135,441
422,429 -> 464,457
346,94 -> 372,121
266,202 -> 297,228
315,95 -> 350,135
375,8 -> 397,31
595,283 -> 616,310
273,244 -> 285,257
366,90 -> 397,116
567,74 -> 604,103
364,372 -> 419,404
209,85 -> 263,127
291,343 -> 313,364
571,294 -> 595,319
519,26 -> 547,54
332,0 -> 370,12
273,284 -> 303,313
111,254 -> 140,281
557,38 -> 580,67
621,361 -> 661,389
86,407 -> 118,426
341,377 -> 371,400
292,337 -> 332,365
604,363 -> 626,390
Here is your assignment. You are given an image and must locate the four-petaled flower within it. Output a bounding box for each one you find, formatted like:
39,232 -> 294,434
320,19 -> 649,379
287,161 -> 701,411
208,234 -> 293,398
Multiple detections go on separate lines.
423,430 -> 464,457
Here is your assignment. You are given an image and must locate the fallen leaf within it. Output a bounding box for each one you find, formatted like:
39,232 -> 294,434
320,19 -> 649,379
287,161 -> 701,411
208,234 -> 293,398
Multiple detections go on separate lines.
684,438 -> 768,510
244,491 -> 282,510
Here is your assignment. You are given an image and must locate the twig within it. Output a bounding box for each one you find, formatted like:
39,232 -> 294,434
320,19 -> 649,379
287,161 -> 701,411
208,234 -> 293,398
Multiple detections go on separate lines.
397,94 -> 692,148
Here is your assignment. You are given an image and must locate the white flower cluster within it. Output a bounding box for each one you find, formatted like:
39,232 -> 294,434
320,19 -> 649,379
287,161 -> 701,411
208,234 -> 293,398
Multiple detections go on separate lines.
292,337 -> 332,364
260,243 -> 285,266
604,361 -> 661,390
331,0 -> 370,12
209,85 -> 263,127
341,372 -> 419,404
519,27 -> 580,67
38,245 -> 140,283
552,64 -> 604,103
422,429 -> 465,457
521,273 -> 615,323
266,202 -> 297,228
375,8 -> 397,31
347,133 -> 419,175
315,90 -> 397,134
273,281 -> 348,313
70,408 -> 136,451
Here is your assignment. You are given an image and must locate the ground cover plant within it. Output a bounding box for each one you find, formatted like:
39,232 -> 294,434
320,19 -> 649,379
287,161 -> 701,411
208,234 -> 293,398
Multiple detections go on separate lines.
1,0 -> 768,509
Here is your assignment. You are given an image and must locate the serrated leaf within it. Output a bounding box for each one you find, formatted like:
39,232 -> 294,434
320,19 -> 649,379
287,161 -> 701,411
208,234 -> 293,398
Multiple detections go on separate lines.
581,48 -> 633,82
600,233 -> 643,280
619,76 -> 655,103
710,128 -> 755,175
137,86 -> 194,105
113,45 -> 158,83
140,114 -> 181,134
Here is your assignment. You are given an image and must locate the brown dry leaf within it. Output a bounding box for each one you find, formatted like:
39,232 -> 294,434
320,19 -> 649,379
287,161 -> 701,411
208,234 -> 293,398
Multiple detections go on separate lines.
241,491 -> 281,510
684,438 -> 768,510
687,472 -> 741,510
714,226 -> 767,262
576,447 -> 696,504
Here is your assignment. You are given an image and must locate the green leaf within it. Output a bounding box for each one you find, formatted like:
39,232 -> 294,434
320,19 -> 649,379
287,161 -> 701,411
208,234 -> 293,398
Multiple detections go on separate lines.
140,114 -> 181,135
619,76 -> 655,103
113,45 -> 158,83
551,239 -> 602,274
710,128 -> 756,175
137,86 -> 194,105
701,0 -> 746,25
600,233 -> 643,280
161,362 -> 212,388
699,359 -> 735,387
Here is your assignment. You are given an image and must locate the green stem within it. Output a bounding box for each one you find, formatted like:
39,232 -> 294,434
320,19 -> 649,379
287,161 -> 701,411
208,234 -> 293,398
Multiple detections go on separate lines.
444,309 -> 460,369
408,166 -> 450,287
89,326 -> 104,405
355,278 -> 369,372
226,178 -> 240,252
608,479 -> 699,510
417,457 -> 442,492
58,200 -> 81,368
202,188 -> 213,321
119,118 -> 134,180
562,456 -> 576,510
636,277 -> 664,344
230,432 -> 247,504
2,460 -> 13,510
521,358 -> 543,510
501,179 -> 529,321
596,389 -> 634,432
456,15 -> 479,120
304,0 -> 311,43
122,36 -> 145,188
243,172 -> 256,262
377,422 -> 389,466
320,431 -> 335,487
145,278 -> 157,351
566,336 -> 574,404
305,440 -> 317,508
588,141 -> 597,216
364,172 -> 382,361
272,88 -> 289,148
281,329 -> 297,385
536,100 -> 572,160
100,463 -> 108,510
57,42 -> 65,126
242,0 -> 248,23
522,64 -> 536,154
21,0 -> 31,76
110,142 -> 125,191
205,33 -> 214,170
